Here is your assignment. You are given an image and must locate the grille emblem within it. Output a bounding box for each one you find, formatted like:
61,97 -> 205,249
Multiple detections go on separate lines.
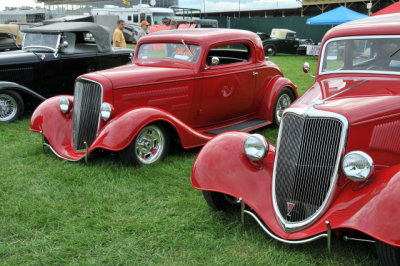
287,202 -> 295,217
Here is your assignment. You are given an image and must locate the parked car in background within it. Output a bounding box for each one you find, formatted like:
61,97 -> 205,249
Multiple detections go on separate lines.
0,24 -> 23,52
192,14 -> 400,265
30,29 -> 297,166
262,28 -> 312,56
0,22 -> 133,123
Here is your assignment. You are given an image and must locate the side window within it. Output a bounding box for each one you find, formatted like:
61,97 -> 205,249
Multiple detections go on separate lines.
133,14 -> 138,23
206,43 -> 251,66
140,13 -> 145,22
146,15 -> 152,24
128,15 -> 132,21
352,39 -> 375,66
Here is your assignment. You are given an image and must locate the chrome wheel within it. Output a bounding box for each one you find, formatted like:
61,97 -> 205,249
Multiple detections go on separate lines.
134,125 -> 165,164
0,93 -> 17,122
275,93 -> 292,125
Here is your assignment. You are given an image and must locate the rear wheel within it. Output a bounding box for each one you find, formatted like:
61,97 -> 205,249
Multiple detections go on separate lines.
273,87 -> 295,127
264,44 -> 277,56
0,90 -> 24,122
376,240 -> 400,266
202,191 -> 240,211
119,124 -> 170,166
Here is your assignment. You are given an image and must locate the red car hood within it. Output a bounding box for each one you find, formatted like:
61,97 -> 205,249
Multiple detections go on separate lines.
293,76 -> 400,124
91,62 -> 195,89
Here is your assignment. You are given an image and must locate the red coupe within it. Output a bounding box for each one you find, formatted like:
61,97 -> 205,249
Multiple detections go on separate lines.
30,29 -> 296,165
192,14 -> 400,265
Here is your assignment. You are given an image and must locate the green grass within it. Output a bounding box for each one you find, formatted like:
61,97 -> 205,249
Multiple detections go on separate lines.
0,55 -> 379,264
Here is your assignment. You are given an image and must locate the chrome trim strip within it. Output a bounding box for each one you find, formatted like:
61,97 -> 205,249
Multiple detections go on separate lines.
343,236 -> 375,243
272,107 -> 349,232
319,35 -> 400,76
73,77 -> 104,152
244,210 -> 328,244
43,142 -> 84,162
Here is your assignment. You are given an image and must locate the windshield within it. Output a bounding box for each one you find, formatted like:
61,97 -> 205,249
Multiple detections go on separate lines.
138,43 -> 201,62
22,33 -> 60,51
320,37 -> 400,74
152,12 -> 173,25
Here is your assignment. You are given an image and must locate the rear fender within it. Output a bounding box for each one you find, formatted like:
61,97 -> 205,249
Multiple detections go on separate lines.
91,107 -> 212,151
258,76 -> 297,121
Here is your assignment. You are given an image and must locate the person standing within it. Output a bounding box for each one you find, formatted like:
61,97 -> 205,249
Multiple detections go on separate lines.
169,20 -> 177,30
137,20 -> 150,40
113,20 -> 126,48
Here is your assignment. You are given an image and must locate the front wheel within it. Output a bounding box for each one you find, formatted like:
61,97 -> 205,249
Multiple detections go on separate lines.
119,124 -> 170,166
273,87 -> 295,127
376,240 -> 400,266
202,191 -> 241,211
0,90 -> 24,122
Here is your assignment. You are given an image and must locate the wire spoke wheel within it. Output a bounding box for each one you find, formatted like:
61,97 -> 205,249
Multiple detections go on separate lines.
134,125 -> 165,164
0,91 -> 23,122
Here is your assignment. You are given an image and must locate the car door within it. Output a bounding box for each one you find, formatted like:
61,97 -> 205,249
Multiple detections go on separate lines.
39,52 -> 63,97
197,42 -> 257,126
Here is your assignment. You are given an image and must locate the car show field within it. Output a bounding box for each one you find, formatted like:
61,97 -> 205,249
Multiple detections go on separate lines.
0,55 -> 381,265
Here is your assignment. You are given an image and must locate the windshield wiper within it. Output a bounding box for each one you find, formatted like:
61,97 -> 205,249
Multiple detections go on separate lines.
181,40 -> 193,56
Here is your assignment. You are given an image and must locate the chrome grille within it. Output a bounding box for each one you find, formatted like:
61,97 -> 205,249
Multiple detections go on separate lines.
72,79 -> 102,151
273,112 -> 344,229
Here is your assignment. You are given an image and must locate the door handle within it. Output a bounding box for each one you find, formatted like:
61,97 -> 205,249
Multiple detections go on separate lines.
253,71 -> 258,76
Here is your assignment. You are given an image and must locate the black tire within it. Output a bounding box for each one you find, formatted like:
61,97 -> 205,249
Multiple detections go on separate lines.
0,90 -> 24,123
264,44 -> 277,56
376,240 -> 400,266
202,191 -> 241,211
272,87 -> 295,127
119,123 -> 170,166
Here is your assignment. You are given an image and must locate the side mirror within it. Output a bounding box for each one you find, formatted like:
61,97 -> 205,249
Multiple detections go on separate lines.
303,62 -> 315,78
303,62 -> 310,73
211,56 -> 219,66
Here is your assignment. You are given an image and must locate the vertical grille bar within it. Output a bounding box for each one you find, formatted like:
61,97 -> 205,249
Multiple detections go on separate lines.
274,113 -> 343,226
72,79 -> 102,151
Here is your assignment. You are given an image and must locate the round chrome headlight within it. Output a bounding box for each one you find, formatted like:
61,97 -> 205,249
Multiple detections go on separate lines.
342,151 -> 374,182
100,102 -> 113,121
59,96 -> 70,114
244,134 -> 268,161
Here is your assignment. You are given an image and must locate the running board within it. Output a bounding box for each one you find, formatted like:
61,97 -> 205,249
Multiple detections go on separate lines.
204,119 -> 270,135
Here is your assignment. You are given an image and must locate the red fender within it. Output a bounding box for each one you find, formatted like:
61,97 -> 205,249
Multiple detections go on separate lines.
191,132 -> 400,246
258,76 -> 298,122
30,96 -> 212,160
91,107 -> 212,151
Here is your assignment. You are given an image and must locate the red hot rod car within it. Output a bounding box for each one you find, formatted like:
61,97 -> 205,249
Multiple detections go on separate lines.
30,29 -> 297,165
191,14 -> 400,265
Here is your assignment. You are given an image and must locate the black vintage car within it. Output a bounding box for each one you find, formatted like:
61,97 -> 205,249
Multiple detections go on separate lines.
0,24 -> 23,52
0,22 -> 134,122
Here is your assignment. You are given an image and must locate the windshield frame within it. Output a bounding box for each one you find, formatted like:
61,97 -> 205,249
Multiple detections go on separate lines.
319,35 -> 400,76
22,32 -> 61,53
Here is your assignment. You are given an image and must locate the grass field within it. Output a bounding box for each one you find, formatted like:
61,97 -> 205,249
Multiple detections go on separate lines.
0,55 -> 380,264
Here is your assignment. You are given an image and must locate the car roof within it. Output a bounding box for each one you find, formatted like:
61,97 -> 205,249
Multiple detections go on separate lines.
323,13 -> 400,42
139,28 -> 260,46
23,22 -> 111,52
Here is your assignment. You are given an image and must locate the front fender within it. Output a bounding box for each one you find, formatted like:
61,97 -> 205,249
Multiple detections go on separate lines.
0,81 -> 45,101
91,107 -> 212,151
332,165 -> 400,247
31,100 -> 212,161
258,76 -> 297,122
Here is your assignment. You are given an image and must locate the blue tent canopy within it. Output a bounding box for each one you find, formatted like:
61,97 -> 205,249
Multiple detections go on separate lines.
306,6 -> 368,25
